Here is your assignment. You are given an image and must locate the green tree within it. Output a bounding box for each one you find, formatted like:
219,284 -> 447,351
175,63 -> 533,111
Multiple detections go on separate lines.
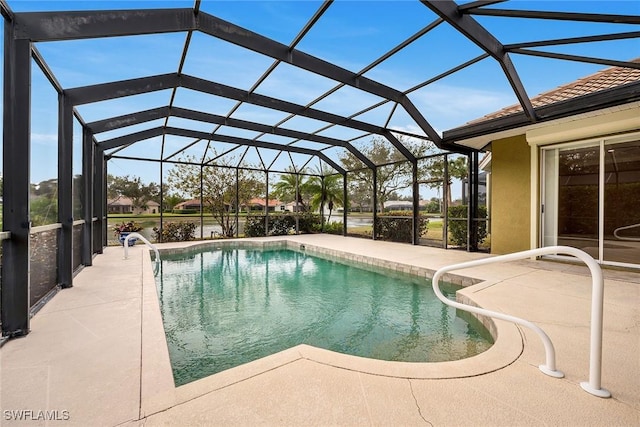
107,174 -> 159,211
422,155 -> 468,205
166,155 -> 261,237
32,178 -> 58,198
162,193 -> 184,211
304,173 -> 343,223
346,170 -> 373,212
30,178 -> 58,226
271,169 -> 309,211
340,136 -> 434,211
425,197 -> 441,213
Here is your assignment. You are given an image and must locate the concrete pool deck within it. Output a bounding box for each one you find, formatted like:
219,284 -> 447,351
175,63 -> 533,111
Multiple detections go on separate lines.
1,234 -> 638,426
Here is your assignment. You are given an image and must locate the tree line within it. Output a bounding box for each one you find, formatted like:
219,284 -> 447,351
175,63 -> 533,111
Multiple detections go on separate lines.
25,136 -> 468,229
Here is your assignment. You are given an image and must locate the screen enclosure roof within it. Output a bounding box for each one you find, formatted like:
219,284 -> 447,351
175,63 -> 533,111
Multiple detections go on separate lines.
3,0 -> 639,175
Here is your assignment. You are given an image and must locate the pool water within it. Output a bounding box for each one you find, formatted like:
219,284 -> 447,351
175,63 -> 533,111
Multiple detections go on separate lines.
156,248 -> 493,386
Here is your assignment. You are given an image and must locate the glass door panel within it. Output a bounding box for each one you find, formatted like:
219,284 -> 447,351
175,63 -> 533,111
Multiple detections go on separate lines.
542,149 -> 558,247
603,140 -> 640,264
557,146 -> 600,257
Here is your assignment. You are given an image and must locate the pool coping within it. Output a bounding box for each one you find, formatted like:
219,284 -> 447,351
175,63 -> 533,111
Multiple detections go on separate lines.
139,237 -> 525,417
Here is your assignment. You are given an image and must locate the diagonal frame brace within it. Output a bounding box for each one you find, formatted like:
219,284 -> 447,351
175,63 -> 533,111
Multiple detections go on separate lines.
420,0 -> 536,122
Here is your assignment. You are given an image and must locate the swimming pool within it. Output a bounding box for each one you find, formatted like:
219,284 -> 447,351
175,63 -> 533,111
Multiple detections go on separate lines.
156,247 -> 493,386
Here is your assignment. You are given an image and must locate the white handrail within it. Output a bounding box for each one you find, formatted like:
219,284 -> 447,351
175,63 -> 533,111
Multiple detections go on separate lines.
432,246 -> 610,398
123,232 -> 160,269
613,223 -> 640,241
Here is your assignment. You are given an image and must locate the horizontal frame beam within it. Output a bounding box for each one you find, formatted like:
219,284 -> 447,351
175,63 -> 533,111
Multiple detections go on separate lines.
65,73 -> 178,105
504,31 -> 640,50
14,8 -> 196,41
87,106 -> 170,133
109,154 -> 330,177
463,7 -> 640,24
508,50 -> 640,70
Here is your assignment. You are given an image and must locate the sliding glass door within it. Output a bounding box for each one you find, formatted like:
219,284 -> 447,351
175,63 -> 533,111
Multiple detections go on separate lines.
603,140 -> 640,264
542,136 -> 640,268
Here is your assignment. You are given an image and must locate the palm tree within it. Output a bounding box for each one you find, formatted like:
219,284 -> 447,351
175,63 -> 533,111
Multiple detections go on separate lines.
271,170 -> 308,212
305,174 -> 343,223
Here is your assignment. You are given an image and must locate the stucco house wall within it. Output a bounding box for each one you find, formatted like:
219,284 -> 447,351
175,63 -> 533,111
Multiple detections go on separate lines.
489,135 -> 531,254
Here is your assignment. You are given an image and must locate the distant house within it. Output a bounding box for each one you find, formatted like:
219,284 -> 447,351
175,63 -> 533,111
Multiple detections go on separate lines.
173,199 -> 202,211
284,201 -> 305,212
107,197 -> 160,215
383,200 -> 413,211
242,198 -> 285,212
173,198 -> 232,212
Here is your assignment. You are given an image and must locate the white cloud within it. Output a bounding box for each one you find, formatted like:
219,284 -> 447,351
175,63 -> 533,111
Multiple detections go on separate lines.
31,133 -> 58,146
389,124 -> 427,137
409,84 -> 515,130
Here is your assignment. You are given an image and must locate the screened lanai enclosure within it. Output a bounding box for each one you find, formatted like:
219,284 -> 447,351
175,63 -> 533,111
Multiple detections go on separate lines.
1,0 -> 639,338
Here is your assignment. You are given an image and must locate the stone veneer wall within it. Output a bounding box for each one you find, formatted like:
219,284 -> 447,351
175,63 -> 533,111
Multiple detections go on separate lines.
30,229 -> 59,307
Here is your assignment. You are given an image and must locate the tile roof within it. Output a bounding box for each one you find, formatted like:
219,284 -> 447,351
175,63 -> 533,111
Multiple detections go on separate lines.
247,198 -> 282,207
470,58 -> 640,123
107,197 -> 160,206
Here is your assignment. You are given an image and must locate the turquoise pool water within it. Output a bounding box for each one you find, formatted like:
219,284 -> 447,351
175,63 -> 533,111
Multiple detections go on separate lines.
156,247 -> 493,386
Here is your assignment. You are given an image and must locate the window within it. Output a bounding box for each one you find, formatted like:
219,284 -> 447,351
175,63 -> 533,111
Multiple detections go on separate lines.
541,135 -> 640,267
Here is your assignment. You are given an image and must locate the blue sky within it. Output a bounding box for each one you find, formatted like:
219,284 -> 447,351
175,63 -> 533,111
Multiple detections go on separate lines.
1,0 -> 639,191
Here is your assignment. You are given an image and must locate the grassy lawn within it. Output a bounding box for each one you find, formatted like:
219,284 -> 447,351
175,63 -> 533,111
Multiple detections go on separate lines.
108,214 -> 220,227
106,212 -> 490,249
424,217 -> 444,241
345,215 -> 445,241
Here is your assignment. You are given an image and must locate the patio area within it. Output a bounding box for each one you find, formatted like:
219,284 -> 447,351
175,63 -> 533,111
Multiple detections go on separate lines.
1,235 -> 638,426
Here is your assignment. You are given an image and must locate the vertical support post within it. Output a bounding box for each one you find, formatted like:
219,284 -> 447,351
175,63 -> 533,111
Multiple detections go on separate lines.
372,167 -> 378,240
443,155 -> 449,249
103,156 -> 108,248
295,173 -> 300,234
81,126 -> 94,266
93,147 -> 105,254
264,171 -> 269,236
199,164 -> 204,240
100,155 -> 111,247
412,159 -> 419,245
469,151 -> 480,252
320,175 -> 325,232
235,168 -> 239,237
159,160 -> 164,243
58,94 -> 73,288
1,29 -> 31,337
342,172 -> 348,236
